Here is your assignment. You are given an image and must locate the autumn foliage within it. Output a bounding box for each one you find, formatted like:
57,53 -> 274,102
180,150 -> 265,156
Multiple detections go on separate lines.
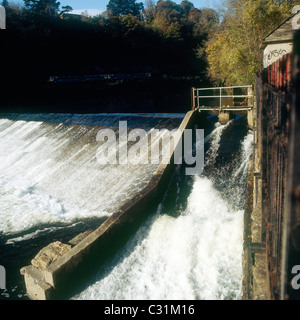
205,0 -> 297,85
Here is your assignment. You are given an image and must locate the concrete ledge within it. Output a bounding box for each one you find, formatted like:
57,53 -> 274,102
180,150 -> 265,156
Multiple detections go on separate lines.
20,266 -> 53,300
20,110 -> 199,300
252,252 -> 268,300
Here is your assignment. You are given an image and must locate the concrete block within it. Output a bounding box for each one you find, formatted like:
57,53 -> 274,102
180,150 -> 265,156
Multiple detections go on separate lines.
20,266 -> 53,300
31,241 -> 72,273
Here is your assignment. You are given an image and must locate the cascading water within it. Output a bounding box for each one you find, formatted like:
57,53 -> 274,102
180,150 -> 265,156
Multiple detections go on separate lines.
0,112 -> 252,300
72,116 -> 253,301
0,113 -> 183,235
0,113 -> 183,299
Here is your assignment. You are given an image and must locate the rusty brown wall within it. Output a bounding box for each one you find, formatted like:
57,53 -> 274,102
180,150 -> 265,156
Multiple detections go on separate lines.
242,30 -> 300,300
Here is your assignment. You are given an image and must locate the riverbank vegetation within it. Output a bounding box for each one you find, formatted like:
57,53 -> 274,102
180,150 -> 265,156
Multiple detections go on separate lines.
0,0 -> 297,96
1,0 -> 217,85
206,0 -> 297,85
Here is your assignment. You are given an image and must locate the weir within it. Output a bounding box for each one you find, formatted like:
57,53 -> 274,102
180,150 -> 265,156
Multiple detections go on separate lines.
5,17 -> 299,304
20,110 -> 200,300
15,110 -> 252,301
0,105 -> 252,300
71,114 -> 252,300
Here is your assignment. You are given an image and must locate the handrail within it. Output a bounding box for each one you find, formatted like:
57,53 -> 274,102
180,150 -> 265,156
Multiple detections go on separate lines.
191,85 -> 254,111
195,85 -> 252,90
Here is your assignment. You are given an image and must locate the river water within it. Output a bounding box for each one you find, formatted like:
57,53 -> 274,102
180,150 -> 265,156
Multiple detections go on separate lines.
0,112 -> 252,300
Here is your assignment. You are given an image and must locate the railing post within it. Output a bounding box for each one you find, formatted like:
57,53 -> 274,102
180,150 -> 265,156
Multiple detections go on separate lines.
247,86 -> 253,108
219,87 -> 222,111
191,87 -> 196,110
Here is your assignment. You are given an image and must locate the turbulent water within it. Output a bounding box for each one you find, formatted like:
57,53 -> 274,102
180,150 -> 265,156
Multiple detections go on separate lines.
0,113 -> 183,235
0,112 -> 252,300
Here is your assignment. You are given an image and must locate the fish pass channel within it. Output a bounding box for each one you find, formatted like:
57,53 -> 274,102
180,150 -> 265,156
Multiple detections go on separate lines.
0,113 -> 252,300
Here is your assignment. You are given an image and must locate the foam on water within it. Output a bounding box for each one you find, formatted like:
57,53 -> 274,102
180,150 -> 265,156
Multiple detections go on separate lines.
0,113 -> 252,300
204,121 -> 232,166
74,175 -> 244,300
73,122 -> 253,300
0,114 -> 181,235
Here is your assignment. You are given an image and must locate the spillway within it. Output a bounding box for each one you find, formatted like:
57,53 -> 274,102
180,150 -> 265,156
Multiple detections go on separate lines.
0,112 -> 252,300
71,116 -> 252,300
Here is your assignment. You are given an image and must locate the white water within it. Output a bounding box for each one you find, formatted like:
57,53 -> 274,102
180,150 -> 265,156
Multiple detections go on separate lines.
0,114 -> 252,301
0,114 -> 179,236
204,121 -> 232,166
73,122 -> 253,300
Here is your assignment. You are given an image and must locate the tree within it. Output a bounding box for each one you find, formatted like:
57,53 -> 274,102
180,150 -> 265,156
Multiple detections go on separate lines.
144,0 -> 156,23
180,0 -> 194,17
60,5 -> 73,15
23,0 -> 62,15
106,0 -> 144,18
151,0 -> 183,39
1,0 -> 9,8
206,0 -> 295,85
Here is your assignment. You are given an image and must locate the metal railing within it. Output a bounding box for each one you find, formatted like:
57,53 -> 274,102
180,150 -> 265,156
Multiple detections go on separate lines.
191,85 -> 254,111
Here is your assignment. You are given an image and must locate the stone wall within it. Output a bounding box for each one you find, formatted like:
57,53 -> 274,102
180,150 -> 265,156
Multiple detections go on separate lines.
242,30 -> 300,300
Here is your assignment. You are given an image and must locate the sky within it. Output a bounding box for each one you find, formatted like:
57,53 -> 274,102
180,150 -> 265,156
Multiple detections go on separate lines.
18,0 -> 221,16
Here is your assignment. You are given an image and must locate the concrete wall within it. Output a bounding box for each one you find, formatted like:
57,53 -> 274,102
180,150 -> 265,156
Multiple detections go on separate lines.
281,30 -> 300,300
242,77 -> 269,300
20,110 -> 201,300
242,30 -> 300,300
